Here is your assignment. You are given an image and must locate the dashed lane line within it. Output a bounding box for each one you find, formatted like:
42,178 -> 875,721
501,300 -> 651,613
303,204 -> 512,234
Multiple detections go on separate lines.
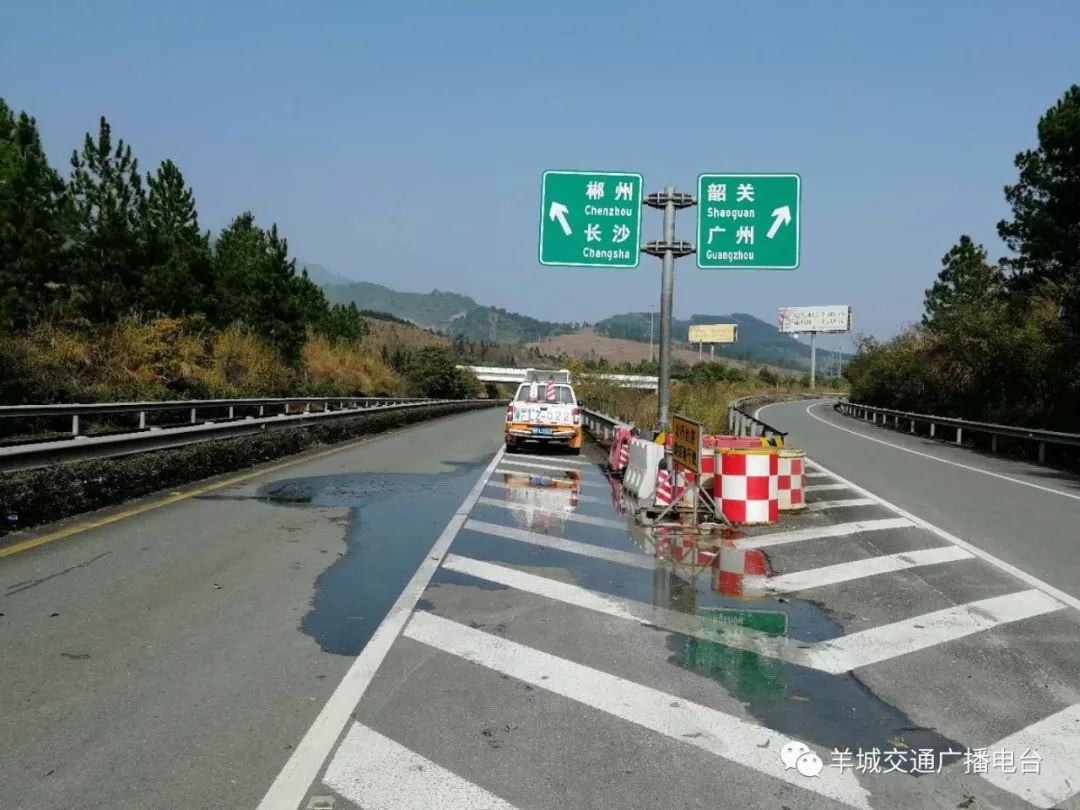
804,498 -> 877,511
739,518 -> 914,549
323,723 -> 519,810
766,546 -> 974,593
463,519 -> 652,569
474,496 -> 627,530
404,610 -> 873,809
978,703 -> 1080,809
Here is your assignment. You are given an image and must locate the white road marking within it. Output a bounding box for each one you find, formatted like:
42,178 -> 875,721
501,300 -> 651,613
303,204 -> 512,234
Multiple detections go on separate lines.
509,453 -> 591,466
804,471 -> 832,478
760,401 -> 1080,613
801,401 -> 1080,503
463,519 -> 653,569
804,483 -> 849,492
323,723 -> 518,810
767,546 -> 974,593
500,458 -> 593,474
255,447 -> 507,810
801,589 -> 1064,674
978,703 -> 1080,809
404,611 -> 872,809
485,479 -> 606,503
805,498 -> 877,511
493,468 -> 608,489
474,496 -> 626,530
740,518 -> 913,549
444,554 -> 1049,676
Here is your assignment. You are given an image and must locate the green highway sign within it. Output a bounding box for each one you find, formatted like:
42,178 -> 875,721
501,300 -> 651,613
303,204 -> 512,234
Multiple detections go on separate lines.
699,606 -> 789,637
539,170 -> 642,268
696,173 -> 801,269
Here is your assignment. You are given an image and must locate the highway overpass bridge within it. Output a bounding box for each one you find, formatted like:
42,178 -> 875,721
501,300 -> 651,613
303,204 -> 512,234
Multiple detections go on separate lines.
460,365 -> 659,390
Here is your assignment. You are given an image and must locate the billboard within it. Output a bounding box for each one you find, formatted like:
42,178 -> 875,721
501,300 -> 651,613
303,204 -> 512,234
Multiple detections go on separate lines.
688,323 -> 738,344
777,305 -> 852,334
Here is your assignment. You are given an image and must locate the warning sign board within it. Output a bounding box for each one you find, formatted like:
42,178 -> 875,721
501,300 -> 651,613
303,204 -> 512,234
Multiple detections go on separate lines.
671,415 -> 702,474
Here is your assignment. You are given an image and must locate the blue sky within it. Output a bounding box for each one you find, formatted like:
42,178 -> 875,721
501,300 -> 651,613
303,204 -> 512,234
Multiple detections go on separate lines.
3,1 -> 1078,340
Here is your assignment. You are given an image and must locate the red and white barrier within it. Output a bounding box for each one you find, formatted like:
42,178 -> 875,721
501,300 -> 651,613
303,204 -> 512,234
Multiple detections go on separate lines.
714,545 -> 769,599
778,448 -> 806,511
655,468 -> 674,507
715,448 -> 779,525
672,537 -> 718,568
608,427 -> 633,473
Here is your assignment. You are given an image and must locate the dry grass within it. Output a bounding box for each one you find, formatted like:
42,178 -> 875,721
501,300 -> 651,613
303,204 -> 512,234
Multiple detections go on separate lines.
0,317 -> 408,404
301,335 -> 404,396
577,375 -> 811,434
361,318 -> 448,355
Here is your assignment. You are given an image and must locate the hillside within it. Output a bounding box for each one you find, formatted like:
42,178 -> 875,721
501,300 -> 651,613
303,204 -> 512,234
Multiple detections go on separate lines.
321,279 -> 575,343
595,311 -> 848,371
323,281 -> 478,328
524,329 -> 792,374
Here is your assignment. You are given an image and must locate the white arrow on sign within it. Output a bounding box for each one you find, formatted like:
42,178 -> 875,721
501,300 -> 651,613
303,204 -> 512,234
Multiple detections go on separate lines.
549,201 -> 572,236
767,205 -> 792,240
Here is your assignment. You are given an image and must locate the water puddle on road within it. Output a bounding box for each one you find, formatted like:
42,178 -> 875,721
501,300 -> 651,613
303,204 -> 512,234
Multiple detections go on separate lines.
254,458 -> 489,656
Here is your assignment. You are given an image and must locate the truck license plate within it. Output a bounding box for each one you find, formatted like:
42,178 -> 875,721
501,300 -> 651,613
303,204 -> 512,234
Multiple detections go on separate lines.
533,427 -> 553,435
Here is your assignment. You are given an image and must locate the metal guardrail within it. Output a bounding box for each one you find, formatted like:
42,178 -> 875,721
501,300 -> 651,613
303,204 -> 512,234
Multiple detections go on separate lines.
836,400 -> 1080,464
461,366 -> 659,390
580,408 -> 633,444
0,397 -> 490,472
726,395 -> 790,439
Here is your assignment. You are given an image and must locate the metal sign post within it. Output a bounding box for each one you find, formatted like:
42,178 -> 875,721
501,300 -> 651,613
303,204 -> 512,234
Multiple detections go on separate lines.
642,187 -> 694,432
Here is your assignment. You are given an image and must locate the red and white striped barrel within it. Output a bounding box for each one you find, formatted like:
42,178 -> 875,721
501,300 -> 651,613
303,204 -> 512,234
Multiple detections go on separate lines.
714,448 -> 779,525
546,378 -> 556,400
673,537 -> 718,568
608,427 -> 632,473
655,468 -> 674,507
778,448 -> 806,511
714,545 -> 769,599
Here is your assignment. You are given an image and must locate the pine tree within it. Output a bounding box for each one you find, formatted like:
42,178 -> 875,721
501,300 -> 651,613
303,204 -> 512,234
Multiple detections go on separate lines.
0,99 -> 73,331
141,159 -> 213,317
922,236 -> 1005,330
69,116 -> 146,322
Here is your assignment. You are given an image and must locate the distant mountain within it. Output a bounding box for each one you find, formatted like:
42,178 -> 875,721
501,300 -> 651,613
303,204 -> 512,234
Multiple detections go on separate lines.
308,264 -> 842,368
320,279 -> 574,343
595,311 -> 849,370
322,281 -> 479,328
299,262 -> 355,286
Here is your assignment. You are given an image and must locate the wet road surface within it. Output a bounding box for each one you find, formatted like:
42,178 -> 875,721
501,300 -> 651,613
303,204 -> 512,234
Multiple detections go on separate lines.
270,413 -> 1080,810
4,403 -> 1080,809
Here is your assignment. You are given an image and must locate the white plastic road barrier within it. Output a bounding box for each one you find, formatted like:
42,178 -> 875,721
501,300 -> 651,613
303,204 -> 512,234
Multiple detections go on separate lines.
778,448 -> 806,512
716,448 -> 779,525
622,438 -> 664,500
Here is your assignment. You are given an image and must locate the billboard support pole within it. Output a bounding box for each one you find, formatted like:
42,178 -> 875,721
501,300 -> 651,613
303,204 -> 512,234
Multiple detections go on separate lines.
810,331 -> 817,389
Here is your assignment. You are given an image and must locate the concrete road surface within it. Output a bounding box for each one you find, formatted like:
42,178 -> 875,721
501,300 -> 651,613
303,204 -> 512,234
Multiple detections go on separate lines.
4,402 -> 1080,810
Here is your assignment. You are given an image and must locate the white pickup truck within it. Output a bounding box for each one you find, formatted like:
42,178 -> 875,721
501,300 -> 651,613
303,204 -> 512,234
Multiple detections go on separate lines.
504,369 -> 583,454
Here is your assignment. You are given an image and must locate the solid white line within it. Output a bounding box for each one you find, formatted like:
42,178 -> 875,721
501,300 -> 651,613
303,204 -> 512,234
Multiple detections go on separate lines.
771,427 -> 1080,614
463,519 -> 652,569
500,458 -> 593,474
804,483 -> 849,492
804,471 -> 832,478
485,479 -> 606,503
323,723 -> 518,810
802,401 -> 1080,503
255,447 -> 507,810
494,468 -> 608,489
404,611 -> 872,809
805,498 -> 877,511
978,703 -> 1080,809
510,453 -> 591,466
740,518 -> 913,549
801,590 -> 1064,674
474,496 -> 626,530
767,546 -> 974,593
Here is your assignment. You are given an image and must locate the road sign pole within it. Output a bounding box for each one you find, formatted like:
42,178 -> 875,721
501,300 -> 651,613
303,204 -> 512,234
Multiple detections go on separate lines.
658,187 -> 675,431
643,187 -> 695,433
810,330 -> 817,389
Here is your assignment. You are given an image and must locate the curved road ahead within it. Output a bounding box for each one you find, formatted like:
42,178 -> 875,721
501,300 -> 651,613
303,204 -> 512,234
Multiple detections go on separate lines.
3,403 -> 1080,810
